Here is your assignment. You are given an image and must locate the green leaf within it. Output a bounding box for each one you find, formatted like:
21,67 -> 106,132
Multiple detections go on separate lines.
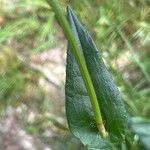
65,7 -> 127,147
66,46 -> 112,149
129,117 -> 150,150
67,7 -> 128,142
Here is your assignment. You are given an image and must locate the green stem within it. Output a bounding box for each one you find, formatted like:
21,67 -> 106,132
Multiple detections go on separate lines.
46,0 -> 107,137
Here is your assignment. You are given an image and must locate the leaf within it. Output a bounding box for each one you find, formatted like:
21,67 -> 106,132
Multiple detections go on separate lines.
66,7 -> 128,142
129,117 -> 150,150
65,7 -> 127,148
66,46 -> 112,149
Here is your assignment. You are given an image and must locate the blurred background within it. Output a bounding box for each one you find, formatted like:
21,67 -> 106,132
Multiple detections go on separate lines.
0,0 -> 150,149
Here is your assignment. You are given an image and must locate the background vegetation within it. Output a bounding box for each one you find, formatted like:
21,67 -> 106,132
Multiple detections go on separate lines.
0,0 -> 150,149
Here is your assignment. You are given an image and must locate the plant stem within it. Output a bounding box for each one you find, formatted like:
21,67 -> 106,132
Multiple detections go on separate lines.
46,0 -> 107,137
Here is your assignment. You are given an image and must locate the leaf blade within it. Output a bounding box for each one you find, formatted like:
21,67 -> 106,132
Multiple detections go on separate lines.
66,46 -> 112,149
65,8 -> 112,150
67,7 -> 128,142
